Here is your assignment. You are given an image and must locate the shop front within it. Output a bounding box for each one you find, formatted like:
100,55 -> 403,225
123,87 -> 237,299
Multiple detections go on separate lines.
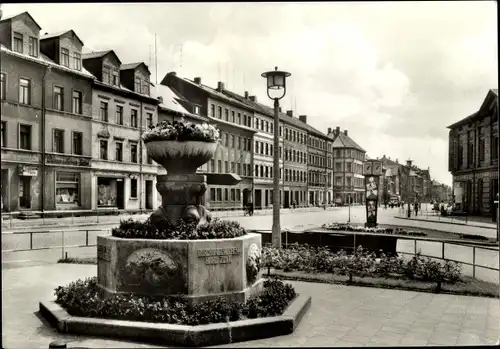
96,176 -> 125,210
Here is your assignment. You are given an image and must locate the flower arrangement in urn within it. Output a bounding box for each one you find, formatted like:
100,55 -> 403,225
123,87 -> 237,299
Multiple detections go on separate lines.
142,120 -> 220,174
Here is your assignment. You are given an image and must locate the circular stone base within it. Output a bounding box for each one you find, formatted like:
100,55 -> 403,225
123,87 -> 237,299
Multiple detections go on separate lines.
39,294 -> 311,346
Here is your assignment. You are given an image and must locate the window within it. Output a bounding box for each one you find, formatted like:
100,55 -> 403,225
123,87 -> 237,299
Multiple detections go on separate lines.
19,78 -> 30,105
61,48 -> 70,67
112,70 -> 119,86
28,36 -> 37,57
237,113 -> 241,124
99,102 -> 108,121
115,142 -> 123,161
73,52 -> 82,70
100,140 -> 108,160
231,189 -> 236,201
231,135 -> 235,148
53,129 -> 64,153
143,82 -> 149,95
224,189 -> 229,201
210,188 -> 216,201
216,188 -> 222,201
56,172 -> 79,206
130,179 -> 138,198
72,132 -> 82,155
1,121 -> 6,147
72,90 -> 82,114
218,106 -> 222,119
231,111 -> 235,123
19,124 -> 31,150
217,160 -> 222,173
134,76 -> 141,93
225,161 -> 229,173
131,109 -> 138,128
146,113 -> 153,127
130,143 -> 138,163
0,73 -> 5,100
210,104 -> 215,118
479,138 -> 485,162
13,32 -> 23,53
102,66 -> 111,84
194,106 -> 200,115
54,86 -> 64,111
225,108 -> 229,121
116,105 -> 124,125
493,135 -> 499,160
210,159 -> 215,172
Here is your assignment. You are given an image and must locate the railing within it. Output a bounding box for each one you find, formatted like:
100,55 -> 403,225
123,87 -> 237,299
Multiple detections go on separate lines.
1,228 -> 111,257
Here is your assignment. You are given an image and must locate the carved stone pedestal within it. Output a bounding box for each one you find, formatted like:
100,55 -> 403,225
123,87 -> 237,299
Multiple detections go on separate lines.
149,174 -> 212,226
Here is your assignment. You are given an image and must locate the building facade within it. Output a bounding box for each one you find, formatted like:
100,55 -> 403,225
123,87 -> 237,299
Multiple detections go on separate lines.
328,127 -> 366,205
1,12 -> 95,215
162,74 -> 256,211
82,51 -> 160,212
308,128 -> 332,206
448,89 -> 499,218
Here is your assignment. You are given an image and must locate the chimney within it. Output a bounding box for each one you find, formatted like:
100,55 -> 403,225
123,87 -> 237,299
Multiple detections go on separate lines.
328,127 -> 332,134
406,160 -> 413,167
388,156 -> 391,160
299,115 -> 307,123
286,110 -> 293,117
344,130 -> 348,136
249,95 -> 257,102
244,91 -> 249,99
194,77 -> 201,85
217,81 -> 225,92
383,154 -> 386,158
336,126 -> 340,135
396,159 -> 399,163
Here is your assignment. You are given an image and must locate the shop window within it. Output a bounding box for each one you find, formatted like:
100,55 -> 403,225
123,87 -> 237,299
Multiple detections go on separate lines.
130,179 -> 138,198
97,177 -> 117,207
56,172 -> 79,206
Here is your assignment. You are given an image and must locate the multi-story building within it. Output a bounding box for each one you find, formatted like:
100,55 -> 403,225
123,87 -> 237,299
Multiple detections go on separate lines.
431,180 -> 452,203
328,127 -> 366,205
448,89 -> 498,218
161,73 -> 256,211
82,51 -> 160,212
1,12 -> 95,215
379,156 -> 404,201
307,128 -> 333,206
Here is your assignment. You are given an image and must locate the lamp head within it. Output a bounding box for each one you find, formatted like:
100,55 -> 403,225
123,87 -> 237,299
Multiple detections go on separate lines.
261,66 -> 291,100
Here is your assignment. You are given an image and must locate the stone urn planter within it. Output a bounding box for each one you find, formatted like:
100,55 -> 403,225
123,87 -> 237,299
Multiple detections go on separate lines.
145,139 -> 218,227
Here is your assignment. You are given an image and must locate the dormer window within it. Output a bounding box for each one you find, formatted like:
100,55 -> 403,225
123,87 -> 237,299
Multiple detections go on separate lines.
112,70 -> 119,86
194,106 -> 200,115
73,52 -> 81,70
134,76 -> 141,93
102,65 -> 111,84
61,48 -> 70,67
142,81 -> 149,95
28,36 -> 38,57
13,32 -> 23,53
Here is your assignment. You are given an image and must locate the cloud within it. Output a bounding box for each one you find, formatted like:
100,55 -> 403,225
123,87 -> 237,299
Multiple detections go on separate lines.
2,2 -> 496,185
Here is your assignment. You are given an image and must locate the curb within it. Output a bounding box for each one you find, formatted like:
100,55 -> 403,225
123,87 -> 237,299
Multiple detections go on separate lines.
39,294 -> 311,347
394,216 -> 497,230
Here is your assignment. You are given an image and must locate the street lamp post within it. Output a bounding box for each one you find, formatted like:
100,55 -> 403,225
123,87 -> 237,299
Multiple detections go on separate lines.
262,67 -> 291,249
407,159 -> 412,218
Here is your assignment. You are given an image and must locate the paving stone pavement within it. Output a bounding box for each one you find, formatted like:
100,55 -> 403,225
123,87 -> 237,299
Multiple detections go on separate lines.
2,263 -> 499,348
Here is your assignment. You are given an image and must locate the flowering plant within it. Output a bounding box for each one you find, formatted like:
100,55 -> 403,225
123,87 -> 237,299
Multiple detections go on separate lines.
142,120 -> 220,143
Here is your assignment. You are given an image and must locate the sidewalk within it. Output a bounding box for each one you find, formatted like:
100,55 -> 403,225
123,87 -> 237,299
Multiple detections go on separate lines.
394,212 -> 497,230
2,263 -> 498,348
1,206 -> 342,231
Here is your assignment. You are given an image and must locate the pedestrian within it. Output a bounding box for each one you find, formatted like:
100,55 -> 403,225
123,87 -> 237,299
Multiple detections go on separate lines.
414,202 -> 419,216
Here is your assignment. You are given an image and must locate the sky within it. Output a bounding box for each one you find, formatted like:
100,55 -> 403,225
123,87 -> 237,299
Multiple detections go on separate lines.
2,2 -> 497,185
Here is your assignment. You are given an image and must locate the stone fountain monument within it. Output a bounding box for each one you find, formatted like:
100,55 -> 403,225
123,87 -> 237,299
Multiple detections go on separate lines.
97,134 -> 263,304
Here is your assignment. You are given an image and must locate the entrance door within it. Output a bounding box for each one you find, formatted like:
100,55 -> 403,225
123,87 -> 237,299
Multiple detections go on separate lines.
145,180 -> 153,209
284,191 -> 290,208
116,179 -> 125,209
1,169 -> 8,212
255,190 -> 262,209
19,176 -> 31,209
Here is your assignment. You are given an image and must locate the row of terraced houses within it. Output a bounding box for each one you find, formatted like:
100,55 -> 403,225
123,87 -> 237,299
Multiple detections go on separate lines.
1,11 -> 430,217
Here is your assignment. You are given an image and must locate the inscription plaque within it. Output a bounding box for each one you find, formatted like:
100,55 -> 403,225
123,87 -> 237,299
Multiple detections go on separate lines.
197,247 -> 241,265
97,245 -> 111,261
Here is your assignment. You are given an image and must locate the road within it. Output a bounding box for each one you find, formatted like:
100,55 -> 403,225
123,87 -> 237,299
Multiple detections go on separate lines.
2,205 -> 498,266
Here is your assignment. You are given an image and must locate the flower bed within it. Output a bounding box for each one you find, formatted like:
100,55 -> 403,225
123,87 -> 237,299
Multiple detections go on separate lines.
322,223 -> 427,237
54,277 -> 296,325
142,121 -> 220,143
111,218 -> 247,240
262,244 -> 461,292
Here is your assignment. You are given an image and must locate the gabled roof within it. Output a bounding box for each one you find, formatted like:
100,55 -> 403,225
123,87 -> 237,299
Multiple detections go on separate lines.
0,11 -> 42,30
448,88 -> 498,129
82,49 -> 122,65
120,62 -> 150,73
151,83 -> 194,115
41,30 -> 84,46
330,131 -> 366,152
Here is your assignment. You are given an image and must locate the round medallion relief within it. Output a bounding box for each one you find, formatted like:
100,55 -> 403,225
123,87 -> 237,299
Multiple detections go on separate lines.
125,248 -> 178,287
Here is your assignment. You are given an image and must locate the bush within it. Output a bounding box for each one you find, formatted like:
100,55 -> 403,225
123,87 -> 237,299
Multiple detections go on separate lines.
261,244 -> 463,289
55,277 -> 295,324
112,218 -> 247,240
322,223 -> 427,237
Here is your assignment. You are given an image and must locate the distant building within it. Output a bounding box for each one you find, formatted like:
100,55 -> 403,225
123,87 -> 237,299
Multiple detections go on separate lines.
448,89 -> 498,219
328,127 -> 366,205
